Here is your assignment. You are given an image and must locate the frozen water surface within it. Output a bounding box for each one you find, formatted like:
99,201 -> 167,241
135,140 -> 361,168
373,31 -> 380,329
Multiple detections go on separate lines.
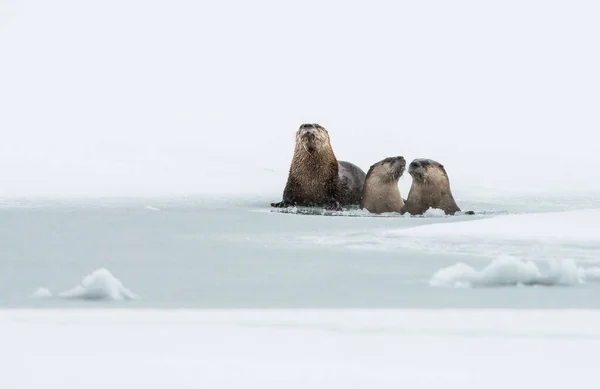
1,193 -> 600,309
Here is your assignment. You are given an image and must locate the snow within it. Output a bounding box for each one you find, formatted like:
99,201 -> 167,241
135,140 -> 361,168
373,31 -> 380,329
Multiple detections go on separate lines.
31,287 -> 52,298
430,256 -> 600,288
296,209 -> 600,257
0,309 -> 597,388
400,209 -> 600,243
34,268 -> 138,301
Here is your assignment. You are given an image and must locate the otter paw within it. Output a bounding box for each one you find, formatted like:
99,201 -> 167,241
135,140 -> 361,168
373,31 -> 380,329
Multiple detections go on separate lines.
464,210 -> 475,215
270,201 -> 289,208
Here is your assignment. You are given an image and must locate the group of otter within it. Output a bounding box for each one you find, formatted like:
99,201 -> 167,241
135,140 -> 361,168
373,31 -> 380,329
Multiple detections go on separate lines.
271,123 -> 472,216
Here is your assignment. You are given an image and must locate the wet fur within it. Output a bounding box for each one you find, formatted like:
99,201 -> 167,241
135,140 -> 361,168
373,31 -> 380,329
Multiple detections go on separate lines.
271,124 -> 366,210
360,156 -> 406,214
401,158 -> 462,216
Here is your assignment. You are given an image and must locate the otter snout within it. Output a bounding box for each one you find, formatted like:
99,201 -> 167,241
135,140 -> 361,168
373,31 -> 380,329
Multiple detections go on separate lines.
394,156 -> 406,168
408,160 -> 427,178
298,123 -> 318,139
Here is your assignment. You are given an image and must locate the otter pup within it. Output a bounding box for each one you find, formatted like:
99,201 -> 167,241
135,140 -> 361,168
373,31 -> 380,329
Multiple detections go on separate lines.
401,158 -> 463,216
271,123 -> 366,210
360,156 -> 406,214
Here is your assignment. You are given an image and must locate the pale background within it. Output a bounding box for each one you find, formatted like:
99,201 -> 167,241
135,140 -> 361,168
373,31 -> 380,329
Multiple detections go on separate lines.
1,0 -> 598,198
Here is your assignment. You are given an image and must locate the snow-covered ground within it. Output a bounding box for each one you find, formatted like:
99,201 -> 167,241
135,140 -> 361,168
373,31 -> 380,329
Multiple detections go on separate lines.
1,309 -> 597,388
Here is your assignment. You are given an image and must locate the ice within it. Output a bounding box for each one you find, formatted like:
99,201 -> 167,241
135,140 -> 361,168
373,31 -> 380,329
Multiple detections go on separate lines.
429,256 -> 600,288
33,268 -> 138,301
0,309 -> 598,388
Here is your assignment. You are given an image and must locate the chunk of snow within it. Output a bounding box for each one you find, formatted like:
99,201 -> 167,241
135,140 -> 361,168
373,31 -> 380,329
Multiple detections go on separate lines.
31,287 -> 52,298
58,268 -> 138,301
423,208 -> 447,217
429,256 -> 599,288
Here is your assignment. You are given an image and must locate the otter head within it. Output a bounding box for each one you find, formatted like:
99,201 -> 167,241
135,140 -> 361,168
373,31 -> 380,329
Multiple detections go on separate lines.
367,156 -> 406,183
296,123 -> 331,154
408,158 -> 447,183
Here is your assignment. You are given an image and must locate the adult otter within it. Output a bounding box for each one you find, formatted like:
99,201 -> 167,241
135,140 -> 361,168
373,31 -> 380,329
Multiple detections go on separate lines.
360,156 -> 406,214
270,123 -> 366,210
401,158 -> 463,216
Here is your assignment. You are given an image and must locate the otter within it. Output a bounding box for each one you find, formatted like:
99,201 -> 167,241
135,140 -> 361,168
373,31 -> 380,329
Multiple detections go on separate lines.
360,156 -> 406,214
401,158 -> 464,216
270,123 -> 366,210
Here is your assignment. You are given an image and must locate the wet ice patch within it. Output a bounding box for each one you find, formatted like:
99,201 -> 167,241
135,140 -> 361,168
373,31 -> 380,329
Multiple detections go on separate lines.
269,206 -> 375,217
33,268 -> 138,301
268,205 -> 484,218
430,256 -> 600,288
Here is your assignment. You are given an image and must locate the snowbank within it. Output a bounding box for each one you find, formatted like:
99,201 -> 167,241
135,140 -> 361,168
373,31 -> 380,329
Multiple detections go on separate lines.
430,256 -> 600,288
33,268 -> 138,301
0,309 -> 598,388
400,209 -> 600,243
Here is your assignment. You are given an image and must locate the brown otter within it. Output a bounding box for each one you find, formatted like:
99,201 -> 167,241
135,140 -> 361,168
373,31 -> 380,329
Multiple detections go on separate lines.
401,158 -> 464,216
360,156 -> 406,214
271,123 -> 366,210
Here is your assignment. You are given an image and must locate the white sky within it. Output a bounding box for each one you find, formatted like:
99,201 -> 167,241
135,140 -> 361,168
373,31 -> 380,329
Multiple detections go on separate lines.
1,0 -> 598,197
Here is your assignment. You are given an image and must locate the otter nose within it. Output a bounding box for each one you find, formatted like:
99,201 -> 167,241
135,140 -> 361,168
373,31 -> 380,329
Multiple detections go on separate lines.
409,161 -> 419,169
300,123 -> 315,129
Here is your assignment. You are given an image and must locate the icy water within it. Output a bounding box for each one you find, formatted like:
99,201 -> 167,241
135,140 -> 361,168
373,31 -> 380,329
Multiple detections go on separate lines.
2,194 -> 600,309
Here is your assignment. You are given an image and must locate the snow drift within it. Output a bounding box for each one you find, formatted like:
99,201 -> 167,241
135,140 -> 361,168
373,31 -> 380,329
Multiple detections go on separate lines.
430,256 -> 600,288
400,209 -> 600,243
32,268 -> 138,301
